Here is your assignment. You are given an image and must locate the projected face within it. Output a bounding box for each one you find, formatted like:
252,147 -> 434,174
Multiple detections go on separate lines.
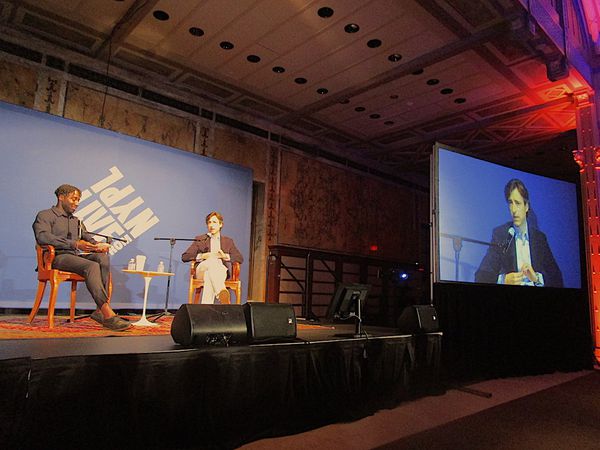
58,191 -> 81,215
507,188 -> 529,229
206,215 -> 223,236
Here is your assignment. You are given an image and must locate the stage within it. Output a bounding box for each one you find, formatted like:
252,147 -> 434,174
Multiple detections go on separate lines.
0,320 -> 441,449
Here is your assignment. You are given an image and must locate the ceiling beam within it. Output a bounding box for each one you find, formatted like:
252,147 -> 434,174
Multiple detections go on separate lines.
94,0 -> 160,60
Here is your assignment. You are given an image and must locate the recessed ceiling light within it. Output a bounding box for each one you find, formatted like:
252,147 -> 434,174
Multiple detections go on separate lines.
367,39 -> 382,48
384,121 -> 394,125
272,66 -> 285,73
355,106 -> 365,112
388,53 -> 402,62
426,78 -> 440,85
317,88 -> 329,95
339,99 -> 350,104
294,77 -> 307,84
189,27 -> 204,37
412,68 -> 424,75
220,41 -> 234,50
247,55 -> 261,63
390,94 -> 399,99
317,7 -> 334,18
454,97 -> 466,104
369,114 -> 381,119
440,88 -> 454,95
344,23 -> 360,33
153,10 -> 170,21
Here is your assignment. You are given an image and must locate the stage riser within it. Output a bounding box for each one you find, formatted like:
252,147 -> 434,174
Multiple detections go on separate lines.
1,334 -> 441,449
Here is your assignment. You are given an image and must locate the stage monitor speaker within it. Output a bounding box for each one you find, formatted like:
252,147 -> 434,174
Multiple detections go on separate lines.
243,302 -> 297,343
397,305 -> 439,334
171,304 -> 248,346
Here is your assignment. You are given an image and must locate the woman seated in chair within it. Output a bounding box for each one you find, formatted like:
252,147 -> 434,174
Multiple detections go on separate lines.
181,211 -> 243,304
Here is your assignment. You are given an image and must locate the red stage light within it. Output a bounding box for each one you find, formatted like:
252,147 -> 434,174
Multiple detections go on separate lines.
369,244 -> 378,251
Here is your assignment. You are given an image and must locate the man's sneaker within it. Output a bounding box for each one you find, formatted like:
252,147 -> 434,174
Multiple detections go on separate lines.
217,289 -> 231,304
103,316 -> 131,331
90,309 -> 103,325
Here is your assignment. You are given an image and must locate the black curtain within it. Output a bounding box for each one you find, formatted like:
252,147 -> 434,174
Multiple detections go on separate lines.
434,283 -> 592,380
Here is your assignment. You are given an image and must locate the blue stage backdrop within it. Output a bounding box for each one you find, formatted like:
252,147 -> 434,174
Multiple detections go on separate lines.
0,101 -> 252,309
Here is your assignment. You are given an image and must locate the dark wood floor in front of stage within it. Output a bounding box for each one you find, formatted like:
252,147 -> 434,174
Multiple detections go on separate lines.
0,322 -> 406,360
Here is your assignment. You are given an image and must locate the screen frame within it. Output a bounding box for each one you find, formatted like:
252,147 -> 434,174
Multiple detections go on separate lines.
431,141 -> 585,290
326,283 -> 370,321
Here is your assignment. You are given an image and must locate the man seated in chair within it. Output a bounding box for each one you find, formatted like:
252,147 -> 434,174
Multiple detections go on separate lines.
33,184 -> 131,331
181,211 -> 243,304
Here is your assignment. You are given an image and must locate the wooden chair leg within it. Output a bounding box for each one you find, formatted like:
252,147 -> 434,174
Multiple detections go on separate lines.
69,281 -> 78,323
194,287 -> 202,304
28,281 -> 47,323
235,285 -> 241,304
47,280 -> 59,329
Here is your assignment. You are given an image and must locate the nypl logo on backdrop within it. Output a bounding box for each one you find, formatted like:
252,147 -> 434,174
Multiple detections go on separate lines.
75,166 -> 160,255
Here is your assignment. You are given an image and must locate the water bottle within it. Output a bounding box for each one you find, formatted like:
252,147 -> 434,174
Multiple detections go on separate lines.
157,261 -> 165,272
128,258 -> 135,270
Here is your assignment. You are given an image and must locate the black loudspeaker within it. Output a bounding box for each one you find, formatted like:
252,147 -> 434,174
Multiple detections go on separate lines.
243,302 -> 297,343
397,305 -> 439,334
171,304 -> 248,346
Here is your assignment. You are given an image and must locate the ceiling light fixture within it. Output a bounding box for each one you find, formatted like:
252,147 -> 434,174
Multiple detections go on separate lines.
426,78 -> 439,85
153,10 -> 170,21
344,23 -> 360,33
367,39 -> 382,48
318,7 -> 334,18
369,114 -> 381,119
189,27 -> 204,37
388,53 -> 402,62
247,55 -> 261,63
454,97 -> 466,104
355,106 -> 365,112
295,77 -> 307,84
220,41 -> 234,50
272,66 -> 285,73
317,88 -> 329,95
440,88 -> 454,95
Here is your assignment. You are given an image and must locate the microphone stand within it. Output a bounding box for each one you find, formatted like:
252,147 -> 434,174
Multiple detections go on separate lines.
148,237 -> 199,322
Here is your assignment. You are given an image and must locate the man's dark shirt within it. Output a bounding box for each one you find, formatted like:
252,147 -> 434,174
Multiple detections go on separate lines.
33,206 -> 95,254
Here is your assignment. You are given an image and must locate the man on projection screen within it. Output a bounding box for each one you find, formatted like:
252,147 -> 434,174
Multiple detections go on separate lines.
181,211 -> 243,304
33,184 -> 131,330
474,179 -> 563,287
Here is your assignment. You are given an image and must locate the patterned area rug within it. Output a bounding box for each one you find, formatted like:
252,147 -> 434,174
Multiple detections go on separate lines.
0,315 -> 329,339
0,315 -> 173,339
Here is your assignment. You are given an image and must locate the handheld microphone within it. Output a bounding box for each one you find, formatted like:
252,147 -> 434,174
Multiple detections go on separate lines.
503,226 -> 515,253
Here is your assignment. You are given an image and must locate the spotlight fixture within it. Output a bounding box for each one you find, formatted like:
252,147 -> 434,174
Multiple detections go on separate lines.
426,78 -> 439,85
316,88 -> 329,95
355,106 -> 365,112
272,66 -> 285,73
317,7 -> 334,18
454,97 -> 467,104
189,27 -> 204,37
220,41 -> 234,50
367,39 -> 382,48
294,77 -> 307,84
153,10 -> 170,21
388,53 -> 402,62
440,88 -> 454,95
369,114 -> 381,119
344,23 -> 360,33
247,55 -> 261,63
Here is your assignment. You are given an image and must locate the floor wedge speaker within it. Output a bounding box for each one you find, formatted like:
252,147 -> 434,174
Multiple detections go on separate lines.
244,302 -> 297,343
397,305 -> 439,334
171,304 -> 248,346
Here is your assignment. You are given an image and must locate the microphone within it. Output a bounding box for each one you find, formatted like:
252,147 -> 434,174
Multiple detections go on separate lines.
503,226 -> 515,253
